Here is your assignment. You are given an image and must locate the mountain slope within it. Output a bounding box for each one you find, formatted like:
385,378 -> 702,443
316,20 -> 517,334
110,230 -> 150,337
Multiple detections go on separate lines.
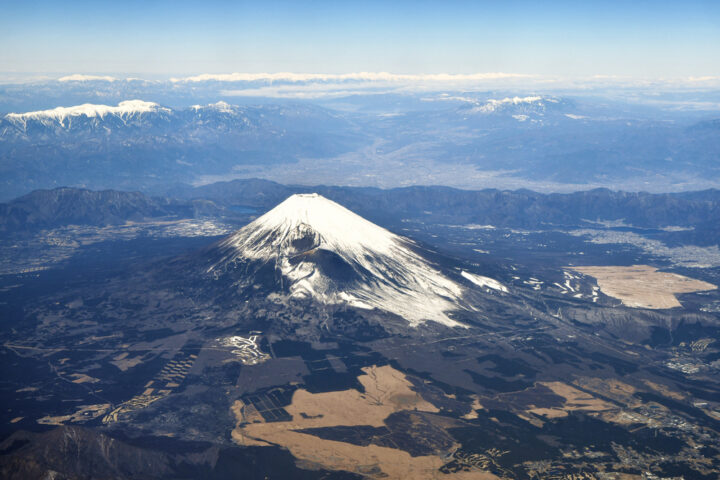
0,187 -> 224,233
206,193 -> 469,327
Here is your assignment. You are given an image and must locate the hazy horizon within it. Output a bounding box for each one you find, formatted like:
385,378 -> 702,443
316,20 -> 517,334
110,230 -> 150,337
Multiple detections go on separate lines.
2,0 -> 719,79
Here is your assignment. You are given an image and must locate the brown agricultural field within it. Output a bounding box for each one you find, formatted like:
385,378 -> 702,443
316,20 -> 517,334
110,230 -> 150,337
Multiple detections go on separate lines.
231,365 -> 498,479
569,265 -> 716,309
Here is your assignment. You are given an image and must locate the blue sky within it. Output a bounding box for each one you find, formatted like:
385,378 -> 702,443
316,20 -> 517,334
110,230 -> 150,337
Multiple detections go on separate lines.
1,0 -> 719,78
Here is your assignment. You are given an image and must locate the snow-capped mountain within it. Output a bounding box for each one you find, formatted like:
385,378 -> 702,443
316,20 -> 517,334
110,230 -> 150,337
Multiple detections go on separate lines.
469,96 -> 548,113
205,193 -> 472,327
0,100 -> 178,138
190,100 -> 238,114
0,100 -> 351,138
0,101 -> 365,200
460,95 -> 571,122
5,100 -> 169,128
0,100 -> 237,136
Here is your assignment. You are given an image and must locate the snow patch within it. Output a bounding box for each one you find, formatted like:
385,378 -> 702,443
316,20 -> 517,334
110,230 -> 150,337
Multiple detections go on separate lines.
461,271 -> 508,293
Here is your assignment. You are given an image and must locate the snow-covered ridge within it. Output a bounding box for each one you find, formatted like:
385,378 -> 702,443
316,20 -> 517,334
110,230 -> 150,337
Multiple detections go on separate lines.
5,100 -> 169,126
210,193 -> 469,328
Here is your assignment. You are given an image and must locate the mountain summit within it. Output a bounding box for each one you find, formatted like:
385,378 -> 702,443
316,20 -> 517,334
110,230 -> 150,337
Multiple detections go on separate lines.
207,193 -> 466,327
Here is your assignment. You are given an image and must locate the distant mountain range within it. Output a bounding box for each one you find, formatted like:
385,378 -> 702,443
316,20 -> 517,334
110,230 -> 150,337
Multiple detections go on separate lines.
1,100 -> 355,139
168,179 -> 720,231
2,91 -> 720,199
4,182 -> 720,246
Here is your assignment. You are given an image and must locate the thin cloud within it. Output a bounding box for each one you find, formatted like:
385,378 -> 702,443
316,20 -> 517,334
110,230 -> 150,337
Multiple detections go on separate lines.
171,72 -> 535,83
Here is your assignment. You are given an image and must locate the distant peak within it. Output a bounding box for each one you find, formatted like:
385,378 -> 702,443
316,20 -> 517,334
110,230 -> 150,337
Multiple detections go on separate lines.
190,101 -> 236,113
467,95 -> 560,114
